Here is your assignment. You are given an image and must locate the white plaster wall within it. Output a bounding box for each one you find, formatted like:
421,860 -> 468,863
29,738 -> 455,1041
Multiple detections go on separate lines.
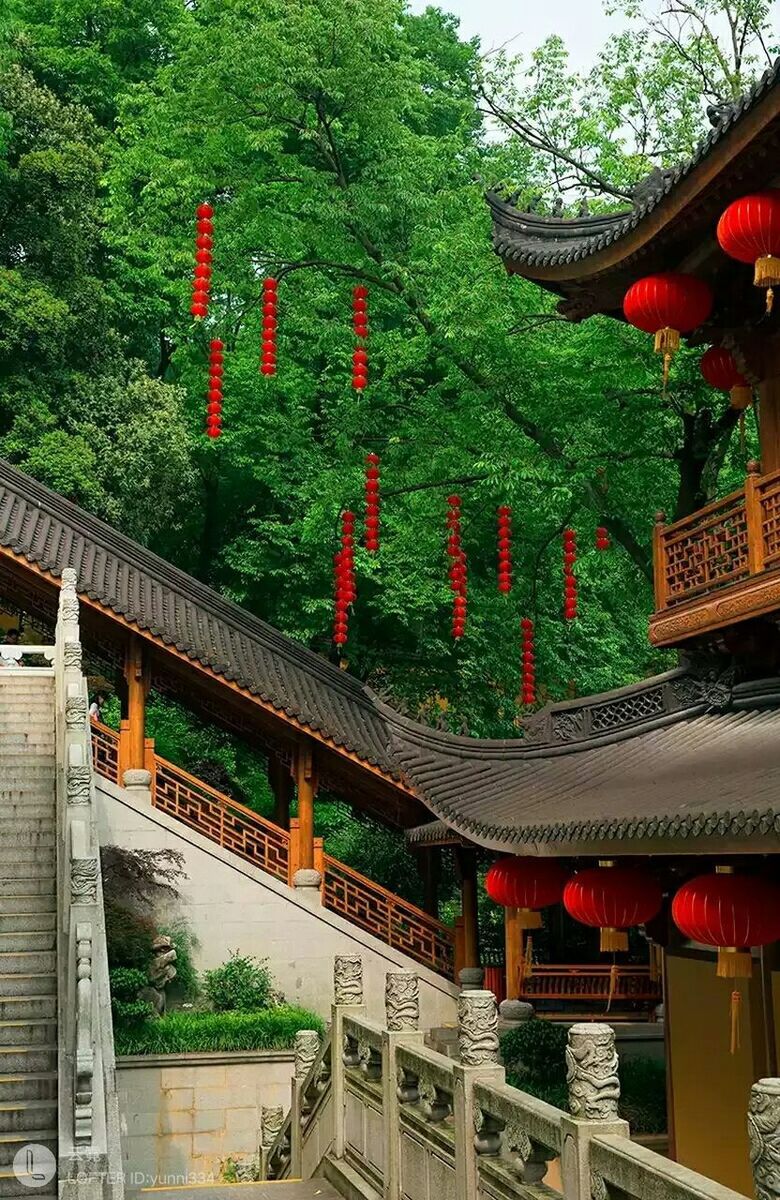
96,779 -> 458,1028
116,1051 -> 293,1185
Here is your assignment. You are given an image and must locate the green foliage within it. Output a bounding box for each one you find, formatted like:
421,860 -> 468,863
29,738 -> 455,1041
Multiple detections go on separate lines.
160,923 -> 200,1004
501,1022 -> 667,1135
203,953 -> 276,1013
109,967 -> 155,1027
114,1006 -> 324,1056
104,902 -> 155,971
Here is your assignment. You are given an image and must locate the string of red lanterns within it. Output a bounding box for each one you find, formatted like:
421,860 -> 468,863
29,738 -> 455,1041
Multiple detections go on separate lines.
563,528 -> 577,620
595,526 -> 610,551
261,278 -> 278,376
205,339 -> 224,440
520,617 -> 535,707
353,286 -> 369,390
191,203 -> 214,320
497,506 -> 512,593
333,511 -> 356,646
365,454 -> 380,552
447,495 -> 467,639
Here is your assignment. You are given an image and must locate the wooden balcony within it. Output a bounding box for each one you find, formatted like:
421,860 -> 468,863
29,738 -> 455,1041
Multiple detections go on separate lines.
649,462 -> 780,647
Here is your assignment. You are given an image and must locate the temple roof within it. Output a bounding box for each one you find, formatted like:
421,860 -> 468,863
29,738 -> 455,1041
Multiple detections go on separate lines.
390,669 -> 780,856
0,460 -> 395,776
487,58 -> 780,322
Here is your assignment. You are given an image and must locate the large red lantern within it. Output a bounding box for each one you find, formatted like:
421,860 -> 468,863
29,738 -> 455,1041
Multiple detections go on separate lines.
717,190 -> 780,313
624,272 -> 713,387
700,347 -> 752,410
671,868 -> 780,979
563,862 -> 662,953
485,857 -> 566,929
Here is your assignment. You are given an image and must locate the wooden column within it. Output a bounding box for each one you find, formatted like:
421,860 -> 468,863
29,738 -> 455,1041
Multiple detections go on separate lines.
759,375 -> 780,474
504,906 -> 522,1001
417,848 -> 441,919
121,637 -> 148,774
456,848 -> 479,969
294,743 -> 318,871
268,753 -> 293,830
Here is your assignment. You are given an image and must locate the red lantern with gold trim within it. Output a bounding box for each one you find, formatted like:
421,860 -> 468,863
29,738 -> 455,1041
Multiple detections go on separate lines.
671,867 -> 780,979
700,347 -> 752,410
563,862 -> 662,953
624,272 -> 713,387
717,190 -> 780,313
485,857 -> 566,930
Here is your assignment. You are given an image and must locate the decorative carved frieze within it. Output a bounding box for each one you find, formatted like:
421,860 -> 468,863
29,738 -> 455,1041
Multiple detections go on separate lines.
260,1105 -> 284,1150
65,693 -> 88,727
71,857 -> 98,905
294,1030 -> 320,1081
75,923 -> 94,1142
334,954 -> 363,1006
749,1078 -> 780,1200
457,990 -> 499,1067
566,1023 -> 620,1121
67,765 -> 91,806
385,969 -> 419,1031
63,640 -> 82,671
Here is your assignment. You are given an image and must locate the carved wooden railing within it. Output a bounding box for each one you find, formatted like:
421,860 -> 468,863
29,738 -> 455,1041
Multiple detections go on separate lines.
91,721 -> 455,979
653,462 -> 780,612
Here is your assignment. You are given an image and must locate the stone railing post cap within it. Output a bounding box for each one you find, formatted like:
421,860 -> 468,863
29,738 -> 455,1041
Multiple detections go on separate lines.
755,1078 -> 780,1093
293,868 -> 322,888
123,768 -> 152,788
569,1022 -> 614,1037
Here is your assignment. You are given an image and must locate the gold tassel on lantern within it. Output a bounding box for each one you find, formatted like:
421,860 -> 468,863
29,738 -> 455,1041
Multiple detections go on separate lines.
754,255 -> 780,313
654,326 -> 680,391
717,946 -> 753,978
730,989 -> 742,1056
600,927 -> 629,953
606,962 -> 619,1014
517,932 -> 534,992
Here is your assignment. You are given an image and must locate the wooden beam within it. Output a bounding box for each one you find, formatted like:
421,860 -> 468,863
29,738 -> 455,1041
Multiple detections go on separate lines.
268,753 -> 293,830
504,907 -> 522,1002
759,375 -> 780,475
456,848 -> 480,970
417,848 -> 441,919
122,636 -> 148,773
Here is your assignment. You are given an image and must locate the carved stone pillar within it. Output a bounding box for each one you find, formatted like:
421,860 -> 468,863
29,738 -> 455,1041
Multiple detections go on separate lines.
749,1077 -> 780,1200
385,970 -> 419,1031
457,989 -> 499,1066
294,1030 -> 320,1081
565,1023 -> 620,1121
334,954 -> 363,1006
260,1105 -> 283,1151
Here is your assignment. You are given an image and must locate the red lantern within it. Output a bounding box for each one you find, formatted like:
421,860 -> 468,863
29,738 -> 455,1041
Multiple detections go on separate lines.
595,526 -> 610,551
700,347 -> 752,411
624,272 -> 714,386
717,190 -> 780,313
352,286 -> 369,390
191,202 -> 215,319
562,529 -> 577,620
333,510 -> 356,646
205,340 -> 224,437
260,279 -> 278,375
497,506 -> 512,593
672,867 -> 780,979
563,863 -> 662,953
485,857 -> 566,929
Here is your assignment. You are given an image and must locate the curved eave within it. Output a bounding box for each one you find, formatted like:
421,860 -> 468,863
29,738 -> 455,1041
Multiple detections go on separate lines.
488,56 -> 780,290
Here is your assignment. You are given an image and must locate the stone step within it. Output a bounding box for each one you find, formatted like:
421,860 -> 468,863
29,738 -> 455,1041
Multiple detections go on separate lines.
0,1136 -> 57,1170
0,979 -> 54,1001
0,881 -> 55,899
0,935 -> 55,956
0,1101 -> 58,1135
0,1047 -> 56,1075
0,863 -> 55,882
0,1173 -> 57,1199
0,1074 -> 56,1104
0,998 -> 55,1023
0,1023 -> 56,1049
0,898 -> 55,917
0,916 -> 55,936
0,832 -> 54,851
0,953 -> 56,977
0,849 -> 54,868
0,807 -> 56,822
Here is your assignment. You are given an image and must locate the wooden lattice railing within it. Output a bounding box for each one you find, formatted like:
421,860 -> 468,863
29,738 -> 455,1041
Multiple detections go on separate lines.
90,720 -> 455,979
653,462 -> 780,611
520,964 -> 661,1007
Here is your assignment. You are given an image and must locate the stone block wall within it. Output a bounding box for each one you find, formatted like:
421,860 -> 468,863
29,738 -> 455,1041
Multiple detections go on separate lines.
116,1051 -> 294,1185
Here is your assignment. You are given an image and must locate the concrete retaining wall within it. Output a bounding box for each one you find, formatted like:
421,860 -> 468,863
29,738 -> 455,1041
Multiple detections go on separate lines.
96,778 -> 458,1028
116,1050 -> 293,1185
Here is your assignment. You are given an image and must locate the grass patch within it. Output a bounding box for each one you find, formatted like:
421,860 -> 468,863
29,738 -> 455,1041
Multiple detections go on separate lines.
115,1005 -> 324,1056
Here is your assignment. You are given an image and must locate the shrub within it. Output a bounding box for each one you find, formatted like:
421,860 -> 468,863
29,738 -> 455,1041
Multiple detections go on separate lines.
109,967 -> 155,1027
104,901 -> 156,970
101,845 -> 186,910
160,923 -> 200,1003
114,1006 -> 324,1056
619,1057 -> 667,1135
501,1020 -> 568,1083
203,953 -> 275,1012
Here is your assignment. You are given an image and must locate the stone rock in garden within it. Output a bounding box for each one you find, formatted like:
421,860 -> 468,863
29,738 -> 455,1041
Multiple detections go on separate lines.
149,935 -> 178,988
139,985 -> 165,1016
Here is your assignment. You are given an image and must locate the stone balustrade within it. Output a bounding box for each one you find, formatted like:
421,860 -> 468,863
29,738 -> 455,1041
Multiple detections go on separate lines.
266,954 -> 771,1200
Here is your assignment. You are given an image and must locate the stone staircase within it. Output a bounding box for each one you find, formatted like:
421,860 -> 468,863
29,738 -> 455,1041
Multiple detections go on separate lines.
0,674 -> 58,1199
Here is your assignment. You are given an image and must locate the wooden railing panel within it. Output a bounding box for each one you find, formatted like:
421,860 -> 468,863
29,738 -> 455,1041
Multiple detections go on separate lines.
518,964 -> 661,1006
90,720 -> 455,978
